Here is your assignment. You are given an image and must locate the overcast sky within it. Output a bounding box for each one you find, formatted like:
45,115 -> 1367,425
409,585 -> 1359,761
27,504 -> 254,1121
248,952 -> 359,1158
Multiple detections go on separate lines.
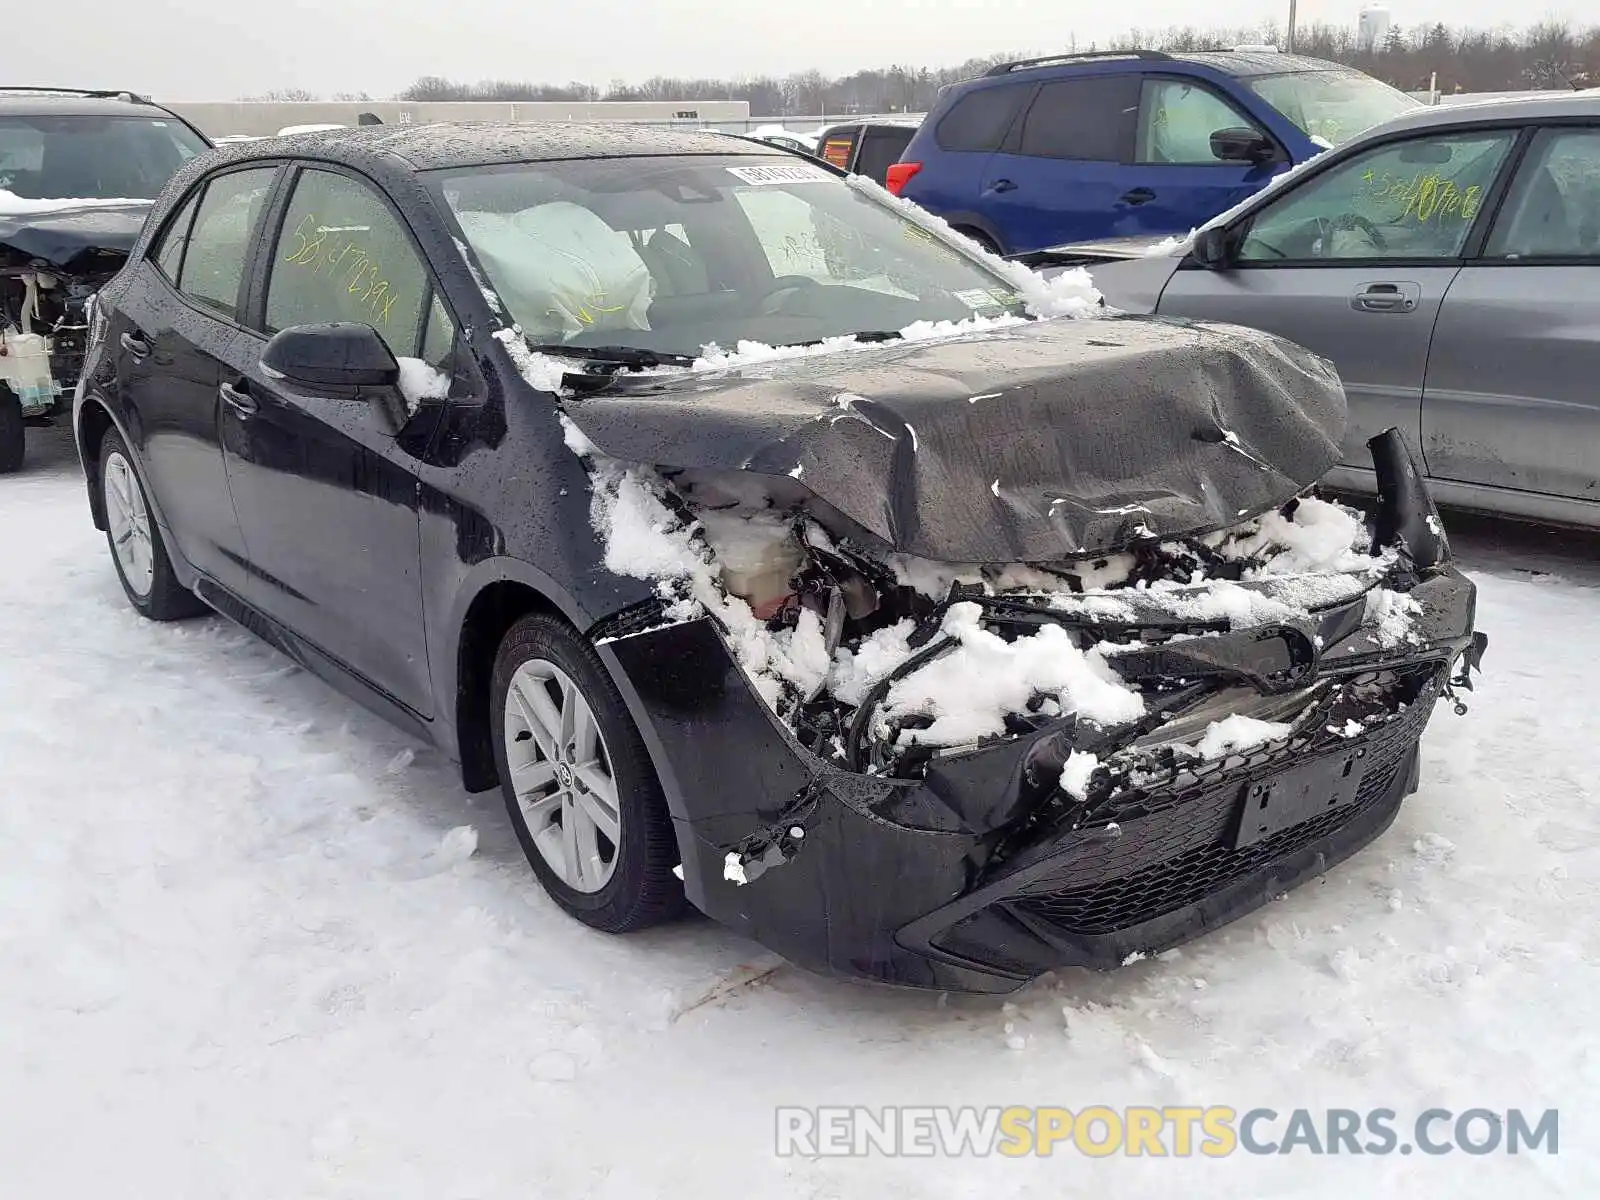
32,0 -> 1576,101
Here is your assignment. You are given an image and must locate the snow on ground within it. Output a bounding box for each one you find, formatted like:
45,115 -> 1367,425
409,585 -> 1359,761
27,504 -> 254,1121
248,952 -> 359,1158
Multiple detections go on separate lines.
3,426 -> 1598,1197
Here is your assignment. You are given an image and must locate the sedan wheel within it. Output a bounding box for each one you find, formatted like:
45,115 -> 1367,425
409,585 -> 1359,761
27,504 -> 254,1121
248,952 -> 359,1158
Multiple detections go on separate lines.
503,658 -> 622,893
491,613 -> 685,932
103,451 -> 155,598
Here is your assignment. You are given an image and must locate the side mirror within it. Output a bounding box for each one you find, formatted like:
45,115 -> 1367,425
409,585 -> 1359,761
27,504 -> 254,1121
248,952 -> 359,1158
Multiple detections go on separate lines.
1190,225 -> 1235,271
1210,126 -> 1278,164
260,323 -> 399,389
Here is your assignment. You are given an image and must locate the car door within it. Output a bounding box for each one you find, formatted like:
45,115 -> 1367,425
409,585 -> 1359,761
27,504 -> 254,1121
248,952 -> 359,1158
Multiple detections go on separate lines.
1129,76 -> 1287,235
980,74 -> 1142,253
1155,126 -> 1522,469
217,165 -> 453,720
1422,124 -> 1600,501
111,165 -> 278,595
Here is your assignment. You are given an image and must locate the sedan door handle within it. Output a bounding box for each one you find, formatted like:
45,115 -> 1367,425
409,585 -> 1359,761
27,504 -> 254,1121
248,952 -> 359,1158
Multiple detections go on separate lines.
120,331 -> 150,359
988,178 -> 1017,193
1351,283 -> 1419,313
1119,187 -> 1157,206
219,381 -> 258,416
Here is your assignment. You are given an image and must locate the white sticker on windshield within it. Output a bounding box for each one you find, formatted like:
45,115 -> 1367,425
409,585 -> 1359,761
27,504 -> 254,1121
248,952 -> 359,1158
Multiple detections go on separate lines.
726,163 -> 834,186
956,287 -> 1015,310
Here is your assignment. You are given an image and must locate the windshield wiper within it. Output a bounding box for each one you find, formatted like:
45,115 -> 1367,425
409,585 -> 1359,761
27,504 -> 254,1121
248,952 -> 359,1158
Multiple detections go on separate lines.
523,342 -> 696,369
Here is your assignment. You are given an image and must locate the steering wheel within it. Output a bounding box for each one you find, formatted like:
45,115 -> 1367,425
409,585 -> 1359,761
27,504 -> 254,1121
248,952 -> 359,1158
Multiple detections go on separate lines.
755,275 -> 819,316
1316,212 -> 1389,256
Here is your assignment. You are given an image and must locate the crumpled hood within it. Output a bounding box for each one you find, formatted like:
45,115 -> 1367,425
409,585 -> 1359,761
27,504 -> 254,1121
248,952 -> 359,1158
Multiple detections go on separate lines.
0,202 -> 148,272
560,314 -> 1347,563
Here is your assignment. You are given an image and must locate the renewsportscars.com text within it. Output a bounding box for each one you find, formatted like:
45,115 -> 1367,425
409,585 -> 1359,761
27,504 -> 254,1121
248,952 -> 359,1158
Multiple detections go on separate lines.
775,1106 -> 1559,1158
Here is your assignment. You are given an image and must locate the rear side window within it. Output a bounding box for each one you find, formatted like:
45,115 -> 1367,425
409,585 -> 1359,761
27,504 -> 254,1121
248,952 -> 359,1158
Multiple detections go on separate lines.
1018,76 -> 1140,162
175,168 -> 277,319
265,168 -> 430,353
1485,127 -> 1600,259
152,192 -> 201,282
935,85 -> 1027,153
855,128 -> 916,185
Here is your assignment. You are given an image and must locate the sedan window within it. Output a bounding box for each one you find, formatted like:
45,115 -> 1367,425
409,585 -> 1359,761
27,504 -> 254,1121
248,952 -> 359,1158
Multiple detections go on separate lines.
1237,131 -> 1516,262
1484,127 -> 1600,259
264,169 -> 430,355
175,168 -> 277,319
437,155 -> 1026,359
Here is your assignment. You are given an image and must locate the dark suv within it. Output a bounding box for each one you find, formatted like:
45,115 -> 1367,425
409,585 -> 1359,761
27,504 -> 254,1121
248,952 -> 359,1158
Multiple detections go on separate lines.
73,123 -> 1482,993
0,88 -> 211,472
891,49 -> 1419,255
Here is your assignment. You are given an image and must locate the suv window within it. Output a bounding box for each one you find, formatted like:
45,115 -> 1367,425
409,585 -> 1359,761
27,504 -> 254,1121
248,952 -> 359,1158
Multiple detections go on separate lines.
266,169 -> 430,354
1237,130 -> 1516,262
0,114 -> 208,201
935,85 -> 1027,153
1137,79 -> 1266,165
854,127 -> 916,185
1484,127 -> 1600,259
176,168 -> 277,318
1017,76 -> 1139,162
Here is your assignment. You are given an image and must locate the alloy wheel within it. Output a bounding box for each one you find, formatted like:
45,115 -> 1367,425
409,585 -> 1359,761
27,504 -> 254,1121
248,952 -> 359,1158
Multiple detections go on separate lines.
103,451 -> 155,598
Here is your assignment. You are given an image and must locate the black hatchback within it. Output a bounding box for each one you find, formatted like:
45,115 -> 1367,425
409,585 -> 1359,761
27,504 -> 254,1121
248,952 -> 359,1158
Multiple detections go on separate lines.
74,122 -> 1483,993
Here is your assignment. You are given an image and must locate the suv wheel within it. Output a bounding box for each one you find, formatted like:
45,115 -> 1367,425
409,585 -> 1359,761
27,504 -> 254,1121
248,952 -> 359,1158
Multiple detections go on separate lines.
99,428 -> 207,620
0,388 -> 24,474
492,613 -> 685,932
954,225 -> 1000,255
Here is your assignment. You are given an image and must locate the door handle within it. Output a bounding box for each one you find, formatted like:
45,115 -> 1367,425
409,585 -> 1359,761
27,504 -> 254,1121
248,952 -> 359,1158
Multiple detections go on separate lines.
1119,187 -> 1157,206
219,381 -> 258,416
1351,284 -> 1418,313
988,178 -> 1017,193
120,331 -> 150,359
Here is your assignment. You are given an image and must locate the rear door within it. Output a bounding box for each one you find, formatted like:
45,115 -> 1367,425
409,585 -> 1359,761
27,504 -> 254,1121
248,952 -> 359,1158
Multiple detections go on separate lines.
217,164 -> 452,719
980,74 -> 1142,253
1422,124 -> 1600,500
1129,76 -> 1287,234
897,82 -> 1028,242
112,165 -> 278,594
1156,125 -> 1521,469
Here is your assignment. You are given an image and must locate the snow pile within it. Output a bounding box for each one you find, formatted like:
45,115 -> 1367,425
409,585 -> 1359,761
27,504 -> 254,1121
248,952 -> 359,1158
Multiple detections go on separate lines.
1191,714 -> 1294,760
493,328 -> 569,394
1219,496 -> 1379,576
1365,588 -> 1424,649
690,310 -> 1029,374
394,358 -> 450,414
0,188 -> 149,213
877,603 -> 1145,749
1060,751 -> 1101,800
1143,232 -> 1194,256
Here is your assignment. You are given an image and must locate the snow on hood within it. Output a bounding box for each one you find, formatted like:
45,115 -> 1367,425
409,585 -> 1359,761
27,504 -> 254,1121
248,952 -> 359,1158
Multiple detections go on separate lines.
556,313 -> 1348,563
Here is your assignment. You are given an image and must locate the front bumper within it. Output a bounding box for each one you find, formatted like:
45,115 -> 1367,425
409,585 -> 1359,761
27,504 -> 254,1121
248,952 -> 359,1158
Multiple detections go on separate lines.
599,558 -> 1481,994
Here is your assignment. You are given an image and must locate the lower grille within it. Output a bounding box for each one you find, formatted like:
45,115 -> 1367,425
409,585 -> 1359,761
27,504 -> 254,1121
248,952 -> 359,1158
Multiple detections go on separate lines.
1012,697 -> 1426,937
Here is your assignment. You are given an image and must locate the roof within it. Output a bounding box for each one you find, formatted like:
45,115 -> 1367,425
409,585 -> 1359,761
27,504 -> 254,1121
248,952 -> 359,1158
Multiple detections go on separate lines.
0,92 -> 167,119
1171,51 -> 1352,77
219,121 -> 793,172
1365,88 -> 1600,132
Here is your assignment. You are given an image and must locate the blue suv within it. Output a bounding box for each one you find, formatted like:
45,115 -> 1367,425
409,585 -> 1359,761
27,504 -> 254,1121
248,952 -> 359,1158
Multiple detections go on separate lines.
888,49 -> 1420,256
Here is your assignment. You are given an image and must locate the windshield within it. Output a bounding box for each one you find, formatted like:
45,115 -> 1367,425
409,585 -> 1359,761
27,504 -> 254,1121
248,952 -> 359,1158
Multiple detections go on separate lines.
1248,70 -> 1421,147
0,115 -> 210,202
436,155 -> 1025,359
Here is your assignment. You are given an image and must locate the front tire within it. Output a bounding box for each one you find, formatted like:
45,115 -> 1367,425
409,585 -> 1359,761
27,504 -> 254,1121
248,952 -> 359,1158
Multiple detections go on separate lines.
0,388 -> 24,474
491,613 -> 685,932
98,428 -> 206,620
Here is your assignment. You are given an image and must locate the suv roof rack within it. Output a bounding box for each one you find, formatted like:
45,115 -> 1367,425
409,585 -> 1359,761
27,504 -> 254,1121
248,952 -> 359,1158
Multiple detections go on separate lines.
985,50 -> 1173,76
0,86 -> 153,104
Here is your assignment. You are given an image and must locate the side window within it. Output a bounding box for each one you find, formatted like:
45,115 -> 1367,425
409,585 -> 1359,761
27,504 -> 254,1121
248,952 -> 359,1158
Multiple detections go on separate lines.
1137,79 -> 1267,164
175,168 -> 276,318
1237,131 -> 1517,262
419,293 -> 456,370
265,169 -> 429,356
152,191 -> 201,282
1484,127 -> 1600,259
1017,76 -> 1139,162
935,85 -> 1028,153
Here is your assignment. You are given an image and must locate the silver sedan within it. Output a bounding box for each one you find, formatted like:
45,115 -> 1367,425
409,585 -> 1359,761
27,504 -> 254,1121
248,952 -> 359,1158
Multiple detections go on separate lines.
1030,91 -> 1600,530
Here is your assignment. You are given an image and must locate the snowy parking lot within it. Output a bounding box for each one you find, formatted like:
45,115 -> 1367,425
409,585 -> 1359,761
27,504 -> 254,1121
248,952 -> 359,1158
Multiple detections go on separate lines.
3,422 -> 1597,1197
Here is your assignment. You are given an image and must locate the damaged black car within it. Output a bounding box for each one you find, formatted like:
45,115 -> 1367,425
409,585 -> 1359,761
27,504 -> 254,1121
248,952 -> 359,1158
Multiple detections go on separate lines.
1,88 -> 211,471
74,124 -> 1486,994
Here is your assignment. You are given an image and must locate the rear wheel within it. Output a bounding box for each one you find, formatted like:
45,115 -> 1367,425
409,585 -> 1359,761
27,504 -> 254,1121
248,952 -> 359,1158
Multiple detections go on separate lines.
491,613 -> 685,932
953,225 -> 1001,255
99,428 -> 206,620
0,388 -> 24,474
